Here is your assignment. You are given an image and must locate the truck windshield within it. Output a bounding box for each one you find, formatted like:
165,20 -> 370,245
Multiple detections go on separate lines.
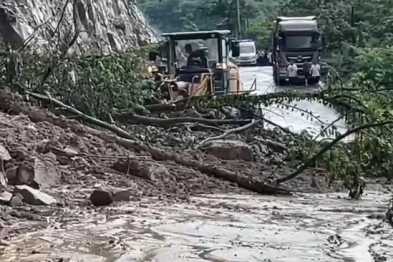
283,35 -> 317,50
240,44 -> 256,54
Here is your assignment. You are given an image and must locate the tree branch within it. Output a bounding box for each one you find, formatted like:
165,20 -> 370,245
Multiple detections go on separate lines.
275,121 -> 393,184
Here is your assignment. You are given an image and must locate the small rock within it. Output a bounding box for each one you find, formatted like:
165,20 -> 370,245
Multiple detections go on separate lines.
113,190 -> 132,202
5,167 -> 17,184
0,145 -> 11,161
14,185 -> 57,205
90,190 -> 113,206
311,176 -> 321,189
112,160 -> 166,181
9,193 -> 23,206
203,140 -> 254,161
0,191 -> 12,205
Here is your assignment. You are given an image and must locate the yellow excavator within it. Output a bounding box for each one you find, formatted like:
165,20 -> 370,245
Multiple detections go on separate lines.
147,30 -> 256,103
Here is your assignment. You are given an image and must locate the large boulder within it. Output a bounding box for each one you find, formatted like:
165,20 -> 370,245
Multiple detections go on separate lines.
0,0 -> 157,51
90,189 -> 113,207
203,140 -> 254,162
12,153 -> 61,189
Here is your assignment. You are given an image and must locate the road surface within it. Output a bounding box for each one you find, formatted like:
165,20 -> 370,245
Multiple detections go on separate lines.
240,66 -> 348,138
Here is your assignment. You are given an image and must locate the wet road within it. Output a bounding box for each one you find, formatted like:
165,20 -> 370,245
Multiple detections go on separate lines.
240,66 -> 348,138
2,191 -> 392,262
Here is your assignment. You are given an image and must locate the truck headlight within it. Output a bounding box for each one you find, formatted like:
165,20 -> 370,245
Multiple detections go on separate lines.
148,65 -> 158,73
216,62 -> 227,70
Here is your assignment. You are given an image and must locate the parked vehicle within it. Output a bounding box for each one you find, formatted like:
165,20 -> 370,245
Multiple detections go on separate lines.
271,16 -> 328,85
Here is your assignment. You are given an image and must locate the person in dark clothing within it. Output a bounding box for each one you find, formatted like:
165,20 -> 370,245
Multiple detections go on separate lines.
185,44 -> 193,55
187,49 -> 208,68
303,61 -> 311,86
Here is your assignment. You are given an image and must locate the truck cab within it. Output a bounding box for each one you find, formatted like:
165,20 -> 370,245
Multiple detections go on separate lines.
271,16 -> 328,85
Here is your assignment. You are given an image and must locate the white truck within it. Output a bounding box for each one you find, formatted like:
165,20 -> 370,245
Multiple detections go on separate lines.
231,39 -> 258,66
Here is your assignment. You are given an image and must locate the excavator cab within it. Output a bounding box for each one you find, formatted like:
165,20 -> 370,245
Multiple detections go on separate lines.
148,30 -> 254,102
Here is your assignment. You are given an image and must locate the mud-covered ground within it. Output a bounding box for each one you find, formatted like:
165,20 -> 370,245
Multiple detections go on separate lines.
1,192 -> 392,262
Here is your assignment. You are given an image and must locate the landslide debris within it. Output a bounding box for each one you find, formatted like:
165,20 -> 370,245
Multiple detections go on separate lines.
0,89 -> 333,237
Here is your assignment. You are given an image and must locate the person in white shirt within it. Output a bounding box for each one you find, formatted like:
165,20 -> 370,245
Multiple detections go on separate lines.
287,61 -> 298,85
310,62 -> 321,83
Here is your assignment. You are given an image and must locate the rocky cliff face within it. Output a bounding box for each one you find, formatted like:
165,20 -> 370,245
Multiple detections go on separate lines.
0,0 -> 157,52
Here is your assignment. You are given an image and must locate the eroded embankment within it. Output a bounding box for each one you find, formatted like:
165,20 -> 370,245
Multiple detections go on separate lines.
1,191 -> 392,262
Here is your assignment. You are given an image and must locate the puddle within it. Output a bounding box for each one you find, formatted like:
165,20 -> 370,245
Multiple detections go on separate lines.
1,192 -> 392,261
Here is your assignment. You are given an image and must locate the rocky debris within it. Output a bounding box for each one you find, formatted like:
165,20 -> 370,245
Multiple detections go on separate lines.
0,191 -> 12,205
0,0 -> 156,51
0,145 -> 11,161
386,204 -> 393,226
202,140 -> 254,162
13,185 -> 57,205
90,189 -> 113,206
0,144 -> 11,187
112,159 -> 168,182
0,90 -> 338,228
8,154 -> 61,189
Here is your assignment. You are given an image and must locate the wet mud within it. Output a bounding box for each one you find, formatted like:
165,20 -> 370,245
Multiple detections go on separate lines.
1,192 -> 391,262
241,66 -> 349,139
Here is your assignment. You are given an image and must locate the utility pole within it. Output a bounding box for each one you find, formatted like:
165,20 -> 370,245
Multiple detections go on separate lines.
235,0 -> 241,39
350,5 -> 355,44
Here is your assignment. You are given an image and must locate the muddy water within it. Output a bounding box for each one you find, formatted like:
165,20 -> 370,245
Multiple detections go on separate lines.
240,67 -> 349,139
1,191 -> 392,262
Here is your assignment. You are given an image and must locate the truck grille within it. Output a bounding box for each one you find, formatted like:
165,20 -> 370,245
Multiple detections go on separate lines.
287,55 -> 312,63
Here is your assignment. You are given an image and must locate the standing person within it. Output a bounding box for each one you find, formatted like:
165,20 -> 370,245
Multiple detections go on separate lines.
303,61 -> 311,86
287,61 -> 298,86
310,61 -> 321,84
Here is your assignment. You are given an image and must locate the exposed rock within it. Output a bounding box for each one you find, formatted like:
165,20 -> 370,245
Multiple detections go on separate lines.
386,205 -> 393,226
203,140 -> 254,162
9,193 -> 22,207
14,185 -> 57,205
0,0 -> 156,51
13,153 -> 61,189
90,189 -> 113,206
112,190 -> 133,202
112,159 -> 167,181
0,191 -> 12,205
311,176 -> 321,190
5,167 -> 17,184
0,145 -> 11,161
0,144 -> 11,187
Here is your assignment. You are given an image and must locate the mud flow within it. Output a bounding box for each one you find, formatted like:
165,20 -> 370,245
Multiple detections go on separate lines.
241,67 -> 350,140
1,192 -> 391,262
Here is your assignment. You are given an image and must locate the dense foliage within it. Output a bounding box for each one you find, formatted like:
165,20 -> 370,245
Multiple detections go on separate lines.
0,48 -> 152,120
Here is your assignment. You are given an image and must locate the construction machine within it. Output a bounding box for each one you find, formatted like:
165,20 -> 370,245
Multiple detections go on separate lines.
147,30 -> 257,103
271,16 -> 328,85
